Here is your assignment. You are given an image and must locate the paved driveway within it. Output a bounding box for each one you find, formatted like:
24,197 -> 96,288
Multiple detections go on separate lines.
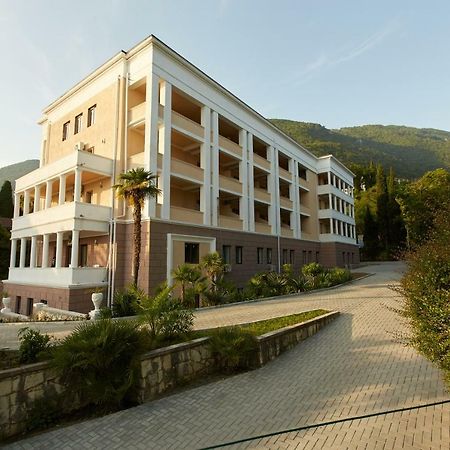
4,262 -> 450,449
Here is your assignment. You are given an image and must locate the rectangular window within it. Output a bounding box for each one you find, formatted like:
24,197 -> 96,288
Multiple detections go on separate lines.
15,296 -> 21,314
298,164 -> 307,180
26,298 -> 33,316
235,246 -> 243,264
289,250 -> 295,265
62,121 -> 70,141
185,243 -> 199,264
74,113 -> 83,134
308,250 -> 312,262
85,191 -> 93,203
257,247 -> 264,264
87,105 -> 96,127
316,251 -> 320,263
266,248 -> 272,265
282,249 -> 288,265
222,245 -> 231,264
80,244 -> 88,267
302,250 -> 307,264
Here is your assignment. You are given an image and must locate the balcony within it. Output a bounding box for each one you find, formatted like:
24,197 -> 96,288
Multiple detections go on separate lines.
170,206 -> 204,225
280,196 -> 293,210
128,102 -> 146,126
16,150 -> 113,192
11,202 -> 111,239
127,152 -> 145,170
219,175 -> 242,194
172,110 -> 204,139
255,222 -> 271,234
253,153 -> 271,171
171,159 -> 204,183
254,187 -> 271,204
281,227 -> 293,238
219,215 -> 243,231
278,166 -> 291,181
8,267 -> 107,287
219,136 -> 242,158
300,205 -> 312,216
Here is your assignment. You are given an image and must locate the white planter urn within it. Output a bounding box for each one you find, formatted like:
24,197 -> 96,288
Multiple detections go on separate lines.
89,292 -> 103,320
1,297 -> 11,313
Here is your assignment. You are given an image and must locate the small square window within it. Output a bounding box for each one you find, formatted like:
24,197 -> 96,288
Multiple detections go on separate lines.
235,246 -> 243,264
266,248 -> 272,265
185,243 -> 199,264
257,247 -> 264,264
87,105 -> 96,127
74,113 -> 83,134
62,121 -> 70,141
222,245 -> 231,264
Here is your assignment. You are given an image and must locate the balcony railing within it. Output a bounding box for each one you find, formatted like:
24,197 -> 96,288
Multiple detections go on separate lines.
128,102 -> 146,126
278,167 -> 291,181
171,159 -> 204,183
254,188 -> 271,203
219,215 -> 243,230
172,111 -> 204,139
170,206 -> 203,224
253,153 -> 271,171
8,267 -> 107,287
218,136 -> 242,158
219,175 -> 242,194
280,196 -> 293,210
255,222 -> 271,234
281,227 -> 293,238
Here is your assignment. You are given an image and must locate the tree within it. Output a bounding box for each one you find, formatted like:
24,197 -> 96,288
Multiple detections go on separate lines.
172,263 -> 205,306
361,207 -> 379,260
0,224 -> 10,279
113,168 -> 160,286
0,181 -> 13,218
386,168 -> 406,254
201,252 -> 227,293
375,164 -> 389,252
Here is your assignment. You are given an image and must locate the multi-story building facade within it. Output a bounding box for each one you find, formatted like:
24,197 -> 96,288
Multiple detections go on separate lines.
4,36 -> 358,314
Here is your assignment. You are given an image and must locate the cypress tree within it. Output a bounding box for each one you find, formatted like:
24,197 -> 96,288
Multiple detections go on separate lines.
376,164 -> 389,253
0,180 -> 13,218
362,206 -> 379,260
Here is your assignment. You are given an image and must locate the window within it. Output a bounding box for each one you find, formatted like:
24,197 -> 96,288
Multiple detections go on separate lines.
74,113 -> 83,134
289,250 -> 295,265
62,121 -> 70,141
298,164 -> 307,180
235,246 -> 243,264
26,298 -> 33,316
87,105 -> 96,127
282,249 -> 288,264
302,250 -> 307,264
222,245 -> 231,264
185,243 -> 199,264
266,248 -> 272,265
15,296 -> 21,314
85,191 -> 93,203
316,251 -> 320,263
80,245 -> 88,267
257,247 -> 264,264
308,250 -> 312,262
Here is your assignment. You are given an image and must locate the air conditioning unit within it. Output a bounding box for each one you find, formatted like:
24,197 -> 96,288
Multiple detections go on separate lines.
74,142 -> 85,151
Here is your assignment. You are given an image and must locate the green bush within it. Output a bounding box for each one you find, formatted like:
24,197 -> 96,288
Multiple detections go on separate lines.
26,393 -> 62,432
138,286 -> 194,342
398,208 -> 450,386
52,319 -> 148,408
18,328 -> 52,364
327,267 -> 352,285
301,262 -> 324,278
208,327 -> 258,373
112,284 -> 145,317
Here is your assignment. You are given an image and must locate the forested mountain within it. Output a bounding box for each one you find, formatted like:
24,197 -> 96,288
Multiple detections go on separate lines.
270,120 -> 450,179
0,160 -> 39,189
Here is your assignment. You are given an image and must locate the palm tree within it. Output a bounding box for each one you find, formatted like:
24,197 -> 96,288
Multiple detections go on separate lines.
113,168 -> 160,286
172,263 -> 205,306
201,252 -> 227,293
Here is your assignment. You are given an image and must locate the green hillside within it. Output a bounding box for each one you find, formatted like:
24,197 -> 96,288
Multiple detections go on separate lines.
0,160 -> 39,190
270,120 -> 450,179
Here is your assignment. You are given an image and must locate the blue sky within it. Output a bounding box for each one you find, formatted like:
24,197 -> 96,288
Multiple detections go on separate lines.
1,0 -> 449,167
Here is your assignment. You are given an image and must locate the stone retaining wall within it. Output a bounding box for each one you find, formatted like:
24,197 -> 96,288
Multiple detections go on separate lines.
0,311 -> 338,440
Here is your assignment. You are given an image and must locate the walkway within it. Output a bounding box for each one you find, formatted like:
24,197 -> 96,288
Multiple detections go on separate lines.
4,262 -> 450,449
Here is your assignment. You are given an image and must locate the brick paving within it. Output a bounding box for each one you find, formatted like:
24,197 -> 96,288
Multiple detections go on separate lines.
4,262 -> 450,449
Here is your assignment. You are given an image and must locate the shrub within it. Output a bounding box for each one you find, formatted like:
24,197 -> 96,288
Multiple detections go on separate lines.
327,267 -> 352,285
301,262 -> 324,278
208,327 -> 258,373
18,328 -> 52,364
112,284 -> 144,317
26,393 -> 62,432
52,319 -> 148,408
398,208 -> 450,386
138,286 -> 194,342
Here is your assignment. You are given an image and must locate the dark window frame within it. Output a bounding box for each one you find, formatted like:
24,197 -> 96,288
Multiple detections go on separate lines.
87,105 -> 96,127
74,113 -> 83,134
62,121 -> 70,141
257,247 -> 264,264
222,245 -> 231,264
235,246 -> 243,264
185,242 -> 200,264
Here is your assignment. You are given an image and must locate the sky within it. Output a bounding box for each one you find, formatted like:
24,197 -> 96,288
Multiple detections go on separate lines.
1,0 -> 450,167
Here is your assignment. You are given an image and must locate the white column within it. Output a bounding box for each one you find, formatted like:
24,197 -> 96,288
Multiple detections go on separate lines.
239,130 -> 249,230
211,110 -> 219,227
268,146 -> 277,234
45,180 -> 52,209
14,193 -> 20,217
144,72 -> 160,218
247,132 -> 255,232
70,230 -> 80,268
201,106 -> 212,225
160,81 -> 172,220
330,218 -> 334,234
270,147 -> 280,235
30,236 -> 37,268
291,159 -> 300,238
55,231 -> 64,268
10,239 -> 17,268
19,238 -> 27,268
23,190 -> 30,215
33,186 -> 40,212
327,172 -> 331,185
42,234 -> 50,268
74,169 -> 82,203
59,174 -> 66,205
328,193 -> 332,211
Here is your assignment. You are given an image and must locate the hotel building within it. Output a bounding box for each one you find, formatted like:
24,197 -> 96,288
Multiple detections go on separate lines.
4,36 -> 358,314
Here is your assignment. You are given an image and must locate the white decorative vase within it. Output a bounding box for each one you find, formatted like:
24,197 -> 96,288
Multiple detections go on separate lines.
89,292 -> 103,320
1,297 -> 11,313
